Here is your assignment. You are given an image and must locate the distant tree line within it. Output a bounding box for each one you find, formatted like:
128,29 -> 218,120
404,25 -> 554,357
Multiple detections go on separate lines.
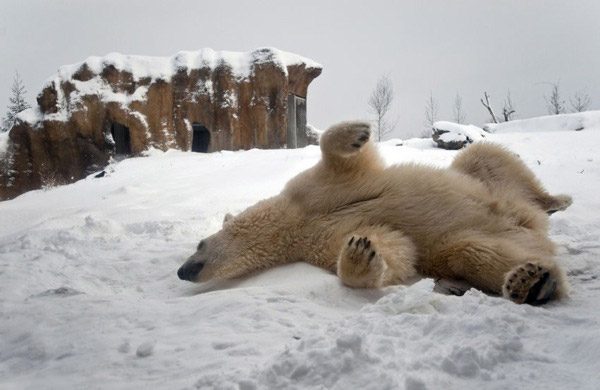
367,75 -> 595,140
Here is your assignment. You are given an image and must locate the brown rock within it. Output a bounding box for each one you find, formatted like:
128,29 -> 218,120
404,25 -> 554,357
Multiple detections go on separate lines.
0,48 -> 322,200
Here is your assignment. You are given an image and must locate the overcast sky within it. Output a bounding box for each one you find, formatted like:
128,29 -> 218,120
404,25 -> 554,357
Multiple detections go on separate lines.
1,0 -> 599,138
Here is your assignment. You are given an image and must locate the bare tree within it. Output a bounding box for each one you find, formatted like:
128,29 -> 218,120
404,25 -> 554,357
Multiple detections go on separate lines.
480,91 -> 499,123
570,90 -> 591,112
453,93 -> 466,124
2,71 -> 31,132
424,91 -> 439,133
545,82 -> 566,115
368,75 -> 394,141
502,90 -> 516,122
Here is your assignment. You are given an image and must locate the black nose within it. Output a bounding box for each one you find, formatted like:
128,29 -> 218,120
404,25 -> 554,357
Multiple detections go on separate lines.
177,262 -> 204,281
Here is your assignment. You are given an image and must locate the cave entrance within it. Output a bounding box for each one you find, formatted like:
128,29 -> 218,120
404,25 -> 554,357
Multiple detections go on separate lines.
111,123 -> 131,155
192,124 -> 211,153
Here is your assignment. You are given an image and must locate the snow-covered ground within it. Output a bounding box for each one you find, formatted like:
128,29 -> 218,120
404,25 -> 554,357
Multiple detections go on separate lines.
485,110 -> 600,133
1,125 -> 600,389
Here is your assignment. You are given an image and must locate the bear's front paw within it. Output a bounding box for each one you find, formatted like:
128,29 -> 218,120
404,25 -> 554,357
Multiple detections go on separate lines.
337,236 -> 386,288
503,262 -> 557,305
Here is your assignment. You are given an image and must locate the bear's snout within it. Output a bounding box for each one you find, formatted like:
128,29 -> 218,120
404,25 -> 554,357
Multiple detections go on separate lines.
177,261 -> 204,281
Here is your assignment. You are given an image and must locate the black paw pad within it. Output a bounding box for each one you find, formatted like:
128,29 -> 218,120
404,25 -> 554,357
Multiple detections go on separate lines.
525,271 -> 555,305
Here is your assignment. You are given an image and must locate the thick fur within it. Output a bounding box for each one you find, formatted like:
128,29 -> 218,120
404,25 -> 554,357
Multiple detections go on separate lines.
178,121 -> 571,304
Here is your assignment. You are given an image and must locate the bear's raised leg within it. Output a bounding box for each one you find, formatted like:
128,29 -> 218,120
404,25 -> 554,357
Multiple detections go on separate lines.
318,121 -> 385,173
337,227 -> 417,288
451,143 -> 572,214
427,231 -> 568,304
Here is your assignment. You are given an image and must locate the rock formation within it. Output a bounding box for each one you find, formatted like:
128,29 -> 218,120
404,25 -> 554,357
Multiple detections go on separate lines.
432,121 -> 486,150
0,48 -> 322,200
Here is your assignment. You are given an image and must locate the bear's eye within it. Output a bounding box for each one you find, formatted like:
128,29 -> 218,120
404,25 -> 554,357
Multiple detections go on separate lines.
197,241 -> 205,250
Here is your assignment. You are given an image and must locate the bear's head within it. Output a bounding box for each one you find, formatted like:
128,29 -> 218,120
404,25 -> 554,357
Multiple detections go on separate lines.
177,197 -> 293,283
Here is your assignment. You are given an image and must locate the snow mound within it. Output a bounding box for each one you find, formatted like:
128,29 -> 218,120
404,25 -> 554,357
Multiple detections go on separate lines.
485,111 -> 600,133
1,130 -> 600,388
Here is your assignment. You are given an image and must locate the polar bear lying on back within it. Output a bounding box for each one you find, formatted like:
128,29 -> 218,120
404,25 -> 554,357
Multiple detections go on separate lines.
178,121 -> 572,305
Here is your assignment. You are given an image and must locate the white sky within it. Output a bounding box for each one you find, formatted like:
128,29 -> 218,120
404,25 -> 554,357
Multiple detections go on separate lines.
1,0 -> 599,138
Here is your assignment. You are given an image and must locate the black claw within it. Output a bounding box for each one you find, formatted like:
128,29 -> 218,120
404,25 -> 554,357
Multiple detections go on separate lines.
369,251 -> 376,260
348,237 -> 355,246
365,240 -> 371,249
351,143 -> 361,148
511,293 -> 520,300
528,271 -> 535,276
358,135 -> 368,142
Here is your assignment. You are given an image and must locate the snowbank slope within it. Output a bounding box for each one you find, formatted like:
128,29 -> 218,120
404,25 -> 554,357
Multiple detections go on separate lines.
1,130 -> 600,389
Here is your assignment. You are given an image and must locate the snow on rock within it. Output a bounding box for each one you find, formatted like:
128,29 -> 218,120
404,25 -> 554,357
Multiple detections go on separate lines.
484,110 -> 600,133
2,48 -> 322,201
432,121 -> 486,150
55,47 -> 322,86
306,124 -> 322,144
1,130 -> 600,389
16,47 -> 322,128
0,131 -> 10,156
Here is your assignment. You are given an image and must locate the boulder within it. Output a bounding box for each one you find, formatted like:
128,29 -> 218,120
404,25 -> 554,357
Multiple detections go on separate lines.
432,121 -> 486,150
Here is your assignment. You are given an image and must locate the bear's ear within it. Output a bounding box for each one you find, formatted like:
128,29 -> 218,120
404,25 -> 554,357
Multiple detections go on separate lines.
223,213 -> 234,226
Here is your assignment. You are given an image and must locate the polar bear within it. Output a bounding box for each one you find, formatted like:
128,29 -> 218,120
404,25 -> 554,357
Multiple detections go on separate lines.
178,121 -> 572,305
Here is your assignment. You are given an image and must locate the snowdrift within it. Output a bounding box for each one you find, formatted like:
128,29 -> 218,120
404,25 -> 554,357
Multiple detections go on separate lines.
485,110 -> 600,133
1,129 -> 600,389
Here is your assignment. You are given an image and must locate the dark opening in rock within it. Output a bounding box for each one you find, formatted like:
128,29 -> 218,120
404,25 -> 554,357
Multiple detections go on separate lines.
111,123 -> 131,155
192,123 -> 211,153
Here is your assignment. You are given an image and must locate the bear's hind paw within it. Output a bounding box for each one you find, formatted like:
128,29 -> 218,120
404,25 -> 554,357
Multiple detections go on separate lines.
349,127 -> 371,150
503,262 -> 557,305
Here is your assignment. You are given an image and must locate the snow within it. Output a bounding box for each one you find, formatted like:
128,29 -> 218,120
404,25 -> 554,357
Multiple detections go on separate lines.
14,47 -> 322,127
1,128 -> 600,389
56,47 -> 322,84
485,110 -> 600,133
0,131 -> 10,156
14,107 -> 44,126
433,121 -> 487,143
